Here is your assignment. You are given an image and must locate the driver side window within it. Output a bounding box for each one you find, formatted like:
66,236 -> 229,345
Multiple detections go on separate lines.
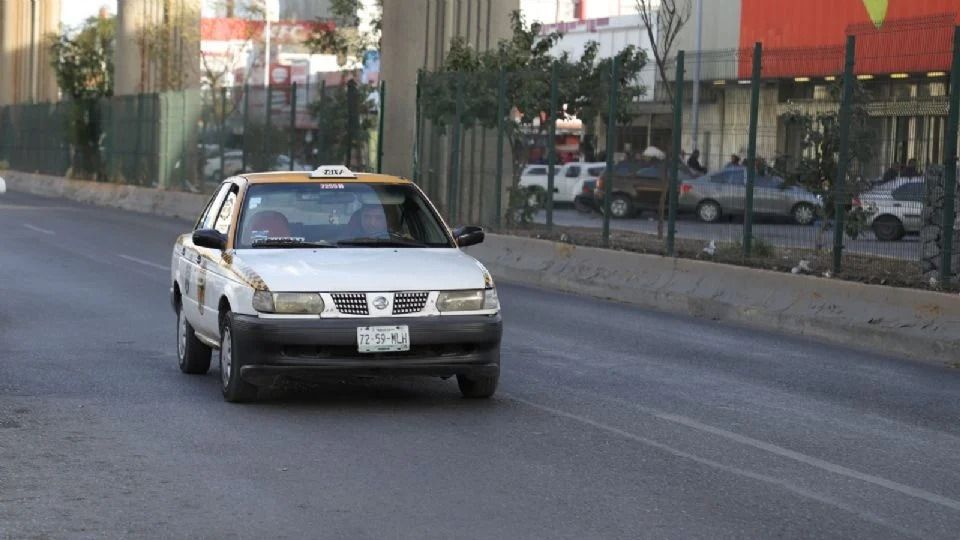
198,183 -> 232,230
213,189 -> 238,235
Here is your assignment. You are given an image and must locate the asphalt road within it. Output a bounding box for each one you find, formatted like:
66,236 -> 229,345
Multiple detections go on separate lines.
538,208 -> 920,261
2,190 -> 960,539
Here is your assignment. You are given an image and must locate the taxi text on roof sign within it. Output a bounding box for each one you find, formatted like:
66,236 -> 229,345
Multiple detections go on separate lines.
310,165 -> 357,179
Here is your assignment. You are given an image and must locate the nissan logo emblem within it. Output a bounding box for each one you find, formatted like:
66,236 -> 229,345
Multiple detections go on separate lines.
372,296 -> 389,310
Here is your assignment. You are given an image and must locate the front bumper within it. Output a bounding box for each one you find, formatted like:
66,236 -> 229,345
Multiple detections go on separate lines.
231,313 -> 502,385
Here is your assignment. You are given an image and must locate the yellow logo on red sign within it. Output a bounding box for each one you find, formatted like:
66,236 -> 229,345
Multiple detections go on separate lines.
862,0 -> 888,29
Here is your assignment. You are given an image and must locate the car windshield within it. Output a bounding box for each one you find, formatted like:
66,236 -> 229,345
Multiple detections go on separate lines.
235,182 -> 454,249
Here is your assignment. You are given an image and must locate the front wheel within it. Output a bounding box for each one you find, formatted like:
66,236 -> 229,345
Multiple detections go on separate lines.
457,371 -> 499,399
219,314 -> 259,403
177,302 -> 211,374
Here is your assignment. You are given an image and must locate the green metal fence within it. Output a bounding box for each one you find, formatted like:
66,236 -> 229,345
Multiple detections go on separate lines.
410,23 -> 960,290
0,76 -> 381,195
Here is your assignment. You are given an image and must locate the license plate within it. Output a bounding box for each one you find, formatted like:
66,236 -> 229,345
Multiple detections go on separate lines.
356,326 -> 410,353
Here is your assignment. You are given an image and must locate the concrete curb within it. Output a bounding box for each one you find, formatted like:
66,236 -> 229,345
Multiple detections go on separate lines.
1,170 -> 208,222
467,235 -> 960,366
6,170 -> 958,366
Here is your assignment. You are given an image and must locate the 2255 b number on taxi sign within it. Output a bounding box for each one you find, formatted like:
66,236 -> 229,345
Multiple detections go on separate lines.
357,326 -> 410,353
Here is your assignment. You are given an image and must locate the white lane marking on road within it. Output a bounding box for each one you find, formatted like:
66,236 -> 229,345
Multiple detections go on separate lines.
650,410 -> 960,512
508,395 -> 930,538
119,254 -> 167,271
23,224 -> 54,235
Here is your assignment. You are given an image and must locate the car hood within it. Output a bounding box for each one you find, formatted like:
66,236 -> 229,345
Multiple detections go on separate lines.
230,248 -> 489,292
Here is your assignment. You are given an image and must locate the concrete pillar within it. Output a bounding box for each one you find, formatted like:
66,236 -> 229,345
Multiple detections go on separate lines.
381,0 -> 518,179
116,0 -> 201,95
0,0 -> 60,105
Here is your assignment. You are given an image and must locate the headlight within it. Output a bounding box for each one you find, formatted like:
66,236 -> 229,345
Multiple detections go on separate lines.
252,291 -> 324,314
436,289 -> 499,312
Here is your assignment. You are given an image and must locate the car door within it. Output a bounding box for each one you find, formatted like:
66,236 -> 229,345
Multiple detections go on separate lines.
753,175 -> 784,215
194,182 -> 241,337
891,182 -> 924,232
559,165 -> 581,202
722,168 -> 747,213
181,183 -> 231,331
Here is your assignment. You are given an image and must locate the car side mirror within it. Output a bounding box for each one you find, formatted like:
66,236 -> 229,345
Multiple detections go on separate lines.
193,228 -> 227,251
453,226 -> 485,247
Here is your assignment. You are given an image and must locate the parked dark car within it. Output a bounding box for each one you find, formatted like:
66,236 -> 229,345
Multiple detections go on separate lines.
594,160 -> 697,218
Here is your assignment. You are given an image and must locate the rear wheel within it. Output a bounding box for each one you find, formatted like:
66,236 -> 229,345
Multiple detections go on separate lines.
792,203 -> 817,225
609,194 -> 635,219
872,216 -> 905,241
457,371 -> 499,399
696,200 -> 722,223
177,302 -> 211,375
219,313 -> 258,403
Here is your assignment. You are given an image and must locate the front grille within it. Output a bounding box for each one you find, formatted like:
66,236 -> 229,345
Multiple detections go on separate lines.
393,291 -> 429,315
331,293 -> 368,315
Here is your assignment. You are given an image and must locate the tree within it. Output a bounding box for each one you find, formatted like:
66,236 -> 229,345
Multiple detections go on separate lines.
781,80 -> 875,250
421,10 -> 646,224
637,0 -> 691,238
48,15 -> 115,179
636,0 -> 691,104
306,0 -> 383,68
309,80 -> 377,170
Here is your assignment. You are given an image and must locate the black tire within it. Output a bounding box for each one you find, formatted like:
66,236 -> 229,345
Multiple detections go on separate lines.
457,371 -> 499,399
791,203 -> 817,226
574,195 -> 594,214
696,200 -> 722,223
177,301 -> 211,375
609,193 -> 635,219
219,313 -> 258,403
872,216 -> 905,241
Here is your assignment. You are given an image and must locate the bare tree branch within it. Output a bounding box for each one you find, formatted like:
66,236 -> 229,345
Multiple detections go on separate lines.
636,0 -> 691,106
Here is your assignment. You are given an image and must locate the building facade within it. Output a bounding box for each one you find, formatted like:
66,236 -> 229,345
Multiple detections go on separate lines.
0,0 -> 61,106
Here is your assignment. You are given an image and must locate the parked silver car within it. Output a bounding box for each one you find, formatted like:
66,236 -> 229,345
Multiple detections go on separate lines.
679,167 -> 821,225
857,177 -> 924,241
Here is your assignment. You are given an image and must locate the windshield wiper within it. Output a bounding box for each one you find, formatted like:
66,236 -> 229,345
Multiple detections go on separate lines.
251,238 -> 337,249
337,235 -> 427,248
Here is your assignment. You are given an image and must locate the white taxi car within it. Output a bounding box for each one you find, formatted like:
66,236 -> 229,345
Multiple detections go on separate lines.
170,166 -> 502,402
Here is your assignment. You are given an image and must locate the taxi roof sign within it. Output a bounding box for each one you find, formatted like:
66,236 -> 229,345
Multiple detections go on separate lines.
310,165 -> 357,179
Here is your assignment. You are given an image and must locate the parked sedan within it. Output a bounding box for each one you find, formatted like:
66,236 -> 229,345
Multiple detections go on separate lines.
679,167 -> 821,225
856,177 -> 925,241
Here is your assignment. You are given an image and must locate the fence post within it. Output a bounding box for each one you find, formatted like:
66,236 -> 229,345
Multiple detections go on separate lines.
377,80 -> 386,173
667,51 -> 685,256
345,80 -> 358,168
414,72 -> 423,183
940,26 -> 960,285
180,91 -> 188,189
265,83 -> 273,170
240,83 -> 249,173
495,66 -> 506,228
602,56 -> 621,248
219,87 -> 227,180
449,72 -> 465,223
289,82 -> 297,171
744,42 -> 763,257
546,62 -> 559,230
316,80 -> 326,163
833,35 -> 857,274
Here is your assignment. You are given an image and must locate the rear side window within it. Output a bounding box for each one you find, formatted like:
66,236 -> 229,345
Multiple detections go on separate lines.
587,166 -> 606,176
892,182 -> 924,202
565,166 -> 581,177
615,162 -> 638,175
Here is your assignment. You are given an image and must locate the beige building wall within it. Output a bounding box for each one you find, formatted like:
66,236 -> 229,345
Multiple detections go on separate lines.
381,0 -> 518,222
115,0 -> 202,95
0,0 -> 61,105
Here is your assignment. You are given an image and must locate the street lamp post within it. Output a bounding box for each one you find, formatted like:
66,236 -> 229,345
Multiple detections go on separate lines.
263,0 -> 280,88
